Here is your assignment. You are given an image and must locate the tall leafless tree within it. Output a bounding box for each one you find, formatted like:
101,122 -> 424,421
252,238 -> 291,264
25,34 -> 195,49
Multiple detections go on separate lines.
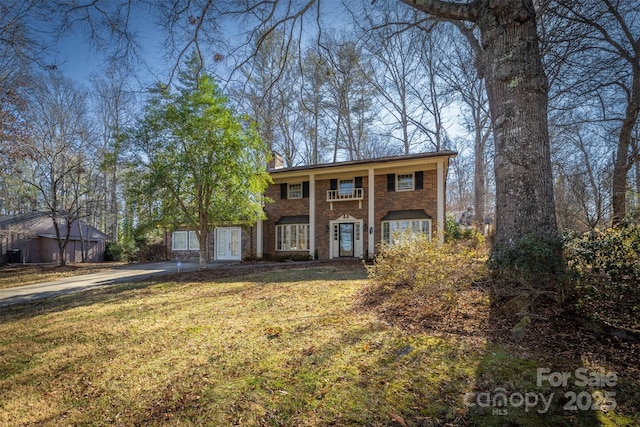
91,67 -> 136,241
546,0 -> 640,226
14,72 -> 95,266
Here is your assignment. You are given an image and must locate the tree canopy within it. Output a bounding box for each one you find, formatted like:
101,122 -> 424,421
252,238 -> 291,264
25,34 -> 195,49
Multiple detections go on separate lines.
129,55 -> 271,268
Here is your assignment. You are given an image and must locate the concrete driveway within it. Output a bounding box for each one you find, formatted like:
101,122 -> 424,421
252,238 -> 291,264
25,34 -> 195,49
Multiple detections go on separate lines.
0,261 -> 202,308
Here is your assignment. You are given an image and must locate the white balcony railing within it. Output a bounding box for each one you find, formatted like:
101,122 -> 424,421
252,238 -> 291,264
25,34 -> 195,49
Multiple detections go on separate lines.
326,188 -> 363,202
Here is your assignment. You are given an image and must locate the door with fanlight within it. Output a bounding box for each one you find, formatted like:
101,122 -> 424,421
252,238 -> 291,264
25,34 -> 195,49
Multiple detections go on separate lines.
216,227 -> 242,261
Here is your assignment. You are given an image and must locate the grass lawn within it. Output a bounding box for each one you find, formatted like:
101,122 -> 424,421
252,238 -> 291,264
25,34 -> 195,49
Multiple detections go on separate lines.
0,262 -> 638,426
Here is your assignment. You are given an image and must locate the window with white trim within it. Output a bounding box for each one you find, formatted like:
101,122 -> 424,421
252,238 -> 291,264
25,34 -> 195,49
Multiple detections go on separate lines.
288,183 -> 303,199
188,231 -> 200,250
172,230 -> 200,251
396,173 -> 414,191
382,219 -> 431,245
276,224 -> 309,251
339,179 -> 354,196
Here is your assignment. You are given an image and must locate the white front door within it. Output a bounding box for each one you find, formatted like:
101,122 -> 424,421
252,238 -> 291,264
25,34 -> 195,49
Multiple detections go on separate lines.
330,216 -> 363,259
216,227 -> 242,261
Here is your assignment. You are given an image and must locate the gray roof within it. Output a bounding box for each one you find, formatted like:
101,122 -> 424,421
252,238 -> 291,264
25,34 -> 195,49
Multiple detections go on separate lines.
276,215 -> 310,225
0,212 -> 48,228
269,151 -> 457,174
381,210 -> 432,221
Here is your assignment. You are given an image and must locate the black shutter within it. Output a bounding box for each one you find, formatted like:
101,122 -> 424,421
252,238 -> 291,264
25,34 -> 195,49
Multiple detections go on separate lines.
354,176 -> 363,188
330,179 -> 338,190
302,181 -> 310,198
280,183 -> 287,199
387,174 -> 395,192
415,171 -> 424,190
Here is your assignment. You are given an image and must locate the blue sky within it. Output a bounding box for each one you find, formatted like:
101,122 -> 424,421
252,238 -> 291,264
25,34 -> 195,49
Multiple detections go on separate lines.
47,0 -> 350,88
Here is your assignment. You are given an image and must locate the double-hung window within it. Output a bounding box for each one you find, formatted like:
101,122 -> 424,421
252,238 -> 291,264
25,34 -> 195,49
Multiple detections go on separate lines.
339,179 -> 354,197
396,173 -> 414,191
288,183 -> 303,199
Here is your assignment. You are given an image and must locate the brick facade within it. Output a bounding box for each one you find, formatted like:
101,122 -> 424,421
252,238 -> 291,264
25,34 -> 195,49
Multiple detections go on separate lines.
166,151 -> 455,262
261,151 -> 455,260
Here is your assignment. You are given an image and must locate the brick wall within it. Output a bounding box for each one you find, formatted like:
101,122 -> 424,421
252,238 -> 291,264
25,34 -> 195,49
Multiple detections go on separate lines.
262,183 -> 310,259
372,169 -> 438,243
263,169 -> 438,260
168,226 -> 253,262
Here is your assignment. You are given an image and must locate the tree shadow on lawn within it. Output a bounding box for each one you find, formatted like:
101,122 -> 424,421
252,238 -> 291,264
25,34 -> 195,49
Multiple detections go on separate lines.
359,275 -> 640,426
0,262 -> 383,426
465,283 -> 638,427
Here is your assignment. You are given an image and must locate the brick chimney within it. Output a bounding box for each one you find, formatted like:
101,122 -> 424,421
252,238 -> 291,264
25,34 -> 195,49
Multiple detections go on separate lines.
268,152 -> 284,170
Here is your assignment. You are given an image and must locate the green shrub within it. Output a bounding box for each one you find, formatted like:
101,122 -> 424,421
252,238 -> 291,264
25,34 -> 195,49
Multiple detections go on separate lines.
137,243 -> 166,262
104,241 -> 123,262
564,226 -> 640,330
489,231 -> 565,286
445,214 -> 484,247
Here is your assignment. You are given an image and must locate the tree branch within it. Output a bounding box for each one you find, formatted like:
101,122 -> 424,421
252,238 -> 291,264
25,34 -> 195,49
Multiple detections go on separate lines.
396,0 -> 477,22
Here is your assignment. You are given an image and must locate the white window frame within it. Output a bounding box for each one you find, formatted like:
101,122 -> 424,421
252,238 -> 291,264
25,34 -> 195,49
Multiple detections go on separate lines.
172,230 -> 200,251
396,173 -> 414,191
188,231 -> 200,250
382,219 -> 431,245
276,224 -> 309,251
172,231 -> 188,251
288,183 -> 303,199
339,179 -> 354,197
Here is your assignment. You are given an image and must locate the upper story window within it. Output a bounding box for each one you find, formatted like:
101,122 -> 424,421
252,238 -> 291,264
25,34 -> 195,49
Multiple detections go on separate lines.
288,183 -> 303,199
280,182 -> 309,199
396,173 -> 414,191
387,172 -> 424,192
327,177 -> 363,207
339,179 -> 354,196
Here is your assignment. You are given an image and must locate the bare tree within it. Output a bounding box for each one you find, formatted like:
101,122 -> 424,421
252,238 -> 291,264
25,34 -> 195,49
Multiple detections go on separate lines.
320,34 -> 380,161
299,47 -> 331,164
443,30 -> 492,228
552,124 -> 611,230
91,67 -> 136,241
235,28 -> 302,165
14,72 -> 95,266
359,4 -> 435,154
547,0 -> 640,226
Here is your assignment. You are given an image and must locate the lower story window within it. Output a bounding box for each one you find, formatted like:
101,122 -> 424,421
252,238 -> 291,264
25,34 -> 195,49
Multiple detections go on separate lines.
276,224 -> 309,251
382,219 -> 431,244
172,230 -> 200,251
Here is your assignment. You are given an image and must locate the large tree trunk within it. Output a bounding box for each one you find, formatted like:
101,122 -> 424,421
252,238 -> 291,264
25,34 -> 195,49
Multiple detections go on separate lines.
477,1 -> 558,244
401,0 -> 561,279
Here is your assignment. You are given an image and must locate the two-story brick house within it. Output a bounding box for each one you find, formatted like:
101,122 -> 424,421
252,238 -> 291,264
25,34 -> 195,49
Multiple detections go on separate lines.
167,151 -> 455,262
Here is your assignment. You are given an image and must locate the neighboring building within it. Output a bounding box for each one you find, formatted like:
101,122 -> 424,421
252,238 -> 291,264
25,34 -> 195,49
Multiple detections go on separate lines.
168,151 -> 456,262
0,212 -> 109,264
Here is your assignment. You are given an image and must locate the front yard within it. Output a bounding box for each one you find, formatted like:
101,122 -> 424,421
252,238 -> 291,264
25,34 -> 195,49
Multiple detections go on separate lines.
0,262 -> 638,426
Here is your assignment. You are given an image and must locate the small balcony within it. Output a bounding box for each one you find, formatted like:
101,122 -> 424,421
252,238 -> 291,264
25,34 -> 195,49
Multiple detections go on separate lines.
327,188 -> 363,209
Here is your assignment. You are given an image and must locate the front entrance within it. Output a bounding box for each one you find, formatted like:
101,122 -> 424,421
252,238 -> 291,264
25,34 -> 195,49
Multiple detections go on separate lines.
216,227 -> 242,261
330,215 -> 363,259
339,223 -> 354,257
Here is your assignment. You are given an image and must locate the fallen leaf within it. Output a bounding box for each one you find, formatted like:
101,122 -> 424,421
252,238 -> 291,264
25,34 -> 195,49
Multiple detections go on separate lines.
390,413 -> 407,427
